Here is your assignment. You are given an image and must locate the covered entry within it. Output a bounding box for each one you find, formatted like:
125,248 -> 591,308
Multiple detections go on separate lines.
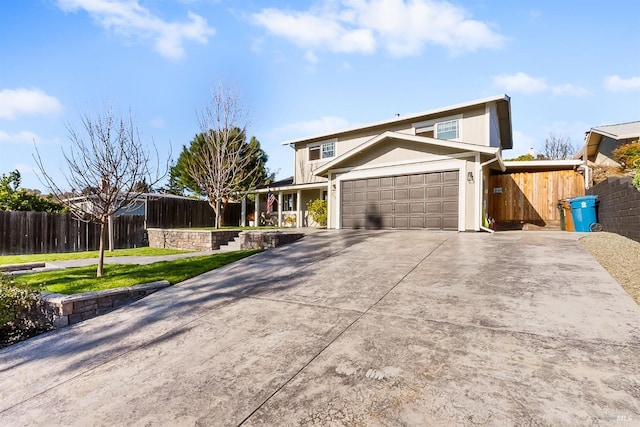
341,170 -> 459,230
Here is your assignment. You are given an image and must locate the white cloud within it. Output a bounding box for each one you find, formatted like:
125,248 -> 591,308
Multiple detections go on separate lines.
273,116 -> 352,141
604,75 -> 640,92
252,0 -> 504,57
493,72 -> 590,97
0,130 -> 41,143
149,116 -> 165,129
551,83 -> 590,96
56,0 -> 215,60
0,88 -> 63,120
305,50 -> 319,64
15,164 -> 37,175
493,72 -> 548,95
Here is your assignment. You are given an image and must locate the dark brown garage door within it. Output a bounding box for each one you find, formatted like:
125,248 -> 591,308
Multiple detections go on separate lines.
341,171 -> 459,230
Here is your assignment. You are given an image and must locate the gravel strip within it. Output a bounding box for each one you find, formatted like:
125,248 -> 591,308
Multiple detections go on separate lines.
579,232 -> 640,306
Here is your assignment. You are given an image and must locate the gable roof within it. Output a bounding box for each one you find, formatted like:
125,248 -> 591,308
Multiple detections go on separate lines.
282,94 -> 512,149
314,131 -> 502,177
582,121 -> 640,158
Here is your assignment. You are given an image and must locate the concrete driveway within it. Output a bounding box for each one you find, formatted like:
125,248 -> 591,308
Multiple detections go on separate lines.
1,230 -> 639,426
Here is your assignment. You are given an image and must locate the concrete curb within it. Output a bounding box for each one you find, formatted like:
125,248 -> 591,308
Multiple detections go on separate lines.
0,262 -> 46,272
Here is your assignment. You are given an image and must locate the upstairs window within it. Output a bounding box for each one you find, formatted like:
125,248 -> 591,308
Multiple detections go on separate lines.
309,141 -> 335,161
436,120 -> 459,140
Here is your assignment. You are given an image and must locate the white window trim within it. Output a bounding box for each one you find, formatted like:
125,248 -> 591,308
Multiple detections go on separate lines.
413,114 -> 463,141
307,138 -> 337,162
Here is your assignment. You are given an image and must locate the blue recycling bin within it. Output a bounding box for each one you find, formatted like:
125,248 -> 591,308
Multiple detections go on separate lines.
569,195 -> 598,232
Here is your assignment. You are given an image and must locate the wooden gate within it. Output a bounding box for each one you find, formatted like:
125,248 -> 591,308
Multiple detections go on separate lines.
489,170 -> 585,228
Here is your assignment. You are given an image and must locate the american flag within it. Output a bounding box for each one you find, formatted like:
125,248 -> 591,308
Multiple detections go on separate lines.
267,190 -> 276,213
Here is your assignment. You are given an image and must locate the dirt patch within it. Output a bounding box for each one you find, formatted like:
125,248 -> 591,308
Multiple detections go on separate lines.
579,232 -> 640,305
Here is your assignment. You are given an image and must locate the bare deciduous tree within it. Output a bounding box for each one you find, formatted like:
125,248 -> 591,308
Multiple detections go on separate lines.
542,134 -> 577,160
185,86 -> 262,228
35,107 -> 167,277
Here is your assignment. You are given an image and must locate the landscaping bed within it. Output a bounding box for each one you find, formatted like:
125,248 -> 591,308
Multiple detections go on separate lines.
579,232 -> 640,305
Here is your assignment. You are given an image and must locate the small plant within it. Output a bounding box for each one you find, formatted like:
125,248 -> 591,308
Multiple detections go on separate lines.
283,215 -> 297,226
0,274 -> 51,348
633,169 -> 640,192
306,199 -> 327,227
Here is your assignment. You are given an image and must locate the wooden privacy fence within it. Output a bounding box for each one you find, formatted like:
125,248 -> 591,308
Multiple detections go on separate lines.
0,211 -> 145,256
489,170 -> 585,228
145,198 -> 241,228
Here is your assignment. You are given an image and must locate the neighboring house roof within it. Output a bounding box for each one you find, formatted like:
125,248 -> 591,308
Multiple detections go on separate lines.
581,121 -> 640,159
282,94 -> 513,150
504,159 -> 584,171
314,131 -> 504,177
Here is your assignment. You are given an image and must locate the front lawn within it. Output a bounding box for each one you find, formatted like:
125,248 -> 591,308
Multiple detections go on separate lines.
15,250 -> 260,295
0,247 -> 191,266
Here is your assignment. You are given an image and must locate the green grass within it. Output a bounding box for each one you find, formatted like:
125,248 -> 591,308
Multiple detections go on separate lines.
15,250 -> 261,295
0,247 -> 192,266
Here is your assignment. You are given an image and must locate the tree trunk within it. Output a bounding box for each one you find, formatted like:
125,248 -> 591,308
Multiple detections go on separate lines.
97,221 -> 106,277
215,198 -> 221,229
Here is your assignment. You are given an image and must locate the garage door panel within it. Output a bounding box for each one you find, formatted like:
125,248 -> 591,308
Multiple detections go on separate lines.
426,202 -> 442,214
425,217 -> 442,229
379,203 -> 393,215
409,202 -> 424,214
380,177 -> 394,187
444,186 -> 459,198
443,217 -> 458,230
426,173 -> 442,184
380,189 -> 394,201
341,170 -> 459,230
394,203 -> 408,214
444,201 -> 458,214
394,176 -> 408,186
394,217 -> 408,228
394,188 -> 408,200
426,187 -> 442,198
409,187 -> 424,199
409,217 -> 424,228
409,174 -> 424,185
444,171 -> 458,182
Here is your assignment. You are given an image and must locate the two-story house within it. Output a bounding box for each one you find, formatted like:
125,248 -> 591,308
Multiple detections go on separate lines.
251,94 -> 513,231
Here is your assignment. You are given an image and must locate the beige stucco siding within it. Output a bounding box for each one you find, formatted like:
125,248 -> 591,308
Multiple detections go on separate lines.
464,158 -> 476,230
460,107 -> 487,147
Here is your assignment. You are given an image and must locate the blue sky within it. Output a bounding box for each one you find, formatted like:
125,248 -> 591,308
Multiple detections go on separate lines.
1,0 -> 639,191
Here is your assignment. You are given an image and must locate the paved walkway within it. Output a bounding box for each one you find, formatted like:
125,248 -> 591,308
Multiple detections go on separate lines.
1,230 -> 638,426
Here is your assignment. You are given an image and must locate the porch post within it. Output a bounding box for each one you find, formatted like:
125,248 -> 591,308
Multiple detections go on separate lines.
277,192 -> 283,227
297,189 -> 302,227
254,193 -> 259,227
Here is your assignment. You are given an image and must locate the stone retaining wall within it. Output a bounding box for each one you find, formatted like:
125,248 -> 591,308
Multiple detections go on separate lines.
147,228 -> 240,251
41,280 -> 170,327
239,231 -> 304,249
587,176 -> 640,242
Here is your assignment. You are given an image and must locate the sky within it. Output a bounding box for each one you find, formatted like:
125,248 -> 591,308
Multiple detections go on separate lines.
1,0 -> 639,191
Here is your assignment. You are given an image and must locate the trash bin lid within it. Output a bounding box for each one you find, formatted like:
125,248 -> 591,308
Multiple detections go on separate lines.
569,195 -> 598,208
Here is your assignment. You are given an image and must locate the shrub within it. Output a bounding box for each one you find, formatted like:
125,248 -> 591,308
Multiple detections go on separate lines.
306,199 -> 328,227
0,275 -> 52,348
633,170 -> 640,192
612,140 -> 640,169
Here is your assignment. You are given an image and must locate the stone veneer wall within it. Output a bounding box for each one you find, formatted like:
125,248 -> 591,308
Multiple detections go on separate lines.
41,280 -> 170,327
147,228 -> 240,251
239,231 -> 304,249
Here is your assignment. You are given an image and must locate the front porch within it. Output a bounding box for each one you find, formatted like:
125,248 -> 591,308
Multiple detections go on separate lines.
245,179 -> 328,228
